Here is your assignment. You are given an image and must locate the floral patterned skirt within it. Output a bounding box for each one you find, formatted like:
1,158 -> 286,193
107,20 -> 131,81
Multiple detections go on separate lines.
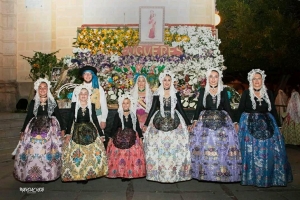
106,132 -> 146,178
190,110 -> 242,182
282,115 -> 300,145
61,123 -> 108,181
239,112 -> 293,187
14,116 -> 62,182
144,110 -> 191,183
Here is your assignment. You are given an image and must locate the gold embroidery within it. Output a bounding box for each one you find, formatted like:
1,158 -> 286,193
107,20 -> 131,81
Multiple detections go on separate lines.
90,88 -> 101,109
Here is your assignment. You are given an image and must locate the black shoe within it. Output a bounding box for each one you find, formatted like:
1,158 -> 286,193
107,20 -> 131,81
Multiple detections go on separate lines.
121,178 -> 130,182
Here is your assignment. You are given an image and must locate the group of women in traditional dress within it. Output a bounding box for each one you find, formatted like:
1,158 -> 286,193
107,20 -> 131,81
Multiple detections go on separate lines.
13,66 -> 293,187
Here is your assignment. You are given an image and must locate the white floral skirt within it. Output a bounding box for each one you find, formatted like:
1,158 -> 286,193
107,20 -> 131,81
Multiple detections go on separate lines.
143,110 -> 191,183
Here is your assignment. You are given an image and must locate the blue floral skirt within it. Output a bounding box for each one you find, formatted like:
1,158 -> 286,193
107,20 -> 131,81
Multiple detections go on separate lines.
238,112 -> 293,187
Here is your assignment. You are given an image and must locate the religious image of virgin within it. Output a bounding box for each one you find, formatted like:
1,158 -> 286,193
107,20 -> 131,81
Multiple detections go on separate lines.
148,10 -> 156,39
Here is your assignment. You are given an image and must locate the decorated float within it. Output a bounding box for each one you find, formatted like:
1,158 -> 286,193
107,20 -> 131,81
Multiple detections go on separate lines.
21,24 -> 240,110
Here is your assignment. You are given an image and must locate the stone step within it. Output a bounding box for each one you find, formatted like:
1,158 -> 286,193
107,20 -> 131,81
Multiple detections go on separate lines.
0,148 -> 15,162
0,113 -> 27,121
0,119 -> 24,131
0,136 -> 19,151
0,127 -> 21,138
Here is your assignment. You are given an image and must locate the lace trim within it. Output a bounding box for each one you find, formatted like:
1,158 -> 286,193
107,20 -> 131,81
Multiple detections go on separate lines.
118,94 -> 137,132
33,78 -> 56,117
247,69 -> 271,111
154,85 -> 177,119
73,85 -> 93,122
130,75 -> 153,113
203,68 -> 223,108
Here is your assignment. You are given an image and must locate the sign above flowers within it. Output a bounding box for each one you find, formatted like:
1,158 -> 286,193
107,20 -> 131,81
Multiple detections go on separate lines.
122,45 -> 183,56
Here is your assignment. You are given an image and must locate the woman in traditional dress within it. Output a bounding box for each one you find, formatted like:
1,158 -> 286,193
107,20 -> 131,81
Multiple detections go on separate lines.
130,75 -> 152,129
282,90 -> 300,145
14,78 -> 65,182
106,94 -> 146,181
142,70 -> 192,183
190,68 -> 241,182
237,69 -> 293,187
61,85 -> 108,183
275,89 -> 288,125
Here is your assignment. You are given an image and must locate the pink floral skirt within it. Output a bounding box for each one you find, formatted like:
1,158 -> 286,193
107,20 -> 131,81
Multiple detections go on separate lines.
106,133 -> 146,178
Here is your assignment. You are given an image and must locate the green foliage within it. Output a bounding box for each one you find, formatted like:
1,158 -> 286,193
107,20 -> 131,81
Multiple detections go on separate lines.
20,50 -> 62,81
217,0 -> 300,74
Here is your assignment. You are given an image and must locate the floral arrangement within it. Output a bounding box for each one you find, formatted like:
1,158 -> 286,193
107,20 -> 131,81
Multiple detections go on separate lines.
20,50 -> 64,82
73,27 -> 139,55
56,25 -> 232,108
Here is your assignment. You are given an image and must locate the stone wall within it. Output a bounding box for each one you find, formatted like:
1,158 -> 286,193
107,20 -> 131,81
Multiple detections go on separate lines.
0,81 -> 17,111
0,0 -> 17,111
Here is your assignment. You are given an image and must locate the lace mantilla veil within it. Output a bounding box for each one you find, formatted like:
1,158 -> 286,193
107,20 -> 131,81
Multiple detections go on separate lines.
203,68 -> 224,108
118,94 -> 137,132
153,70 -> 177,119
73,85 -> 93,122
247,69 -> 271,111
130,75 -> 153,113
33,78 -> 57,117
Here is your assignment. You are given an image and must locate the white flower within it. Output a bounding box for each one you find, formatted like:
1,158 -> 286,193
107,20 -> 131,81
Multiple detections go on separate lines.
110,94 -> 117,100
108,91 -> 114,95
189,102 -> 195,107
72,48 -> 79,53
110,54 -> 120,62
183,102 -> 189,107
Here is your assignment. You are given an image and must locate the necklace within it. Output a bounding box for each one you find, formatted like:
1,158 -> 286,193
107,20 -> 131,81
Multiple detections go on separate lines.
40,98 -> 47,111
81,107 -> 87,116
256,97 -> 263,106
212,95 -> 216,104
163,96 -> 171,107
164,87 -> 170,90
40,101 -> 47,111
253,88 -> 261,92
124,113 -> 129,122
138,88 -> 145,92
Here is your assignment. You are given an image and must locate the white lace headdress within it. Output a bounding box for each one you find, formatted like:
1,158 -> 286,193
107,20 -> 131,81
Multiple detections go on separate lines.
118,94 -> 137,132
287,91 -> 300,123
130,75 -> 153,113
33,78 -> 56,117
203,68 -> 224,108
247,69 -> 271,111
73,85 -> 93,121
154,70 -> 177,119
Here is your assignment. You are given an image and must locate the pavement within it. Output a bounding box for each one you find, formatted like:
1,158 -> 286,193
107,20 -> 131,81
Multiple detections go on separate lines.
0,145 -> 300,200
